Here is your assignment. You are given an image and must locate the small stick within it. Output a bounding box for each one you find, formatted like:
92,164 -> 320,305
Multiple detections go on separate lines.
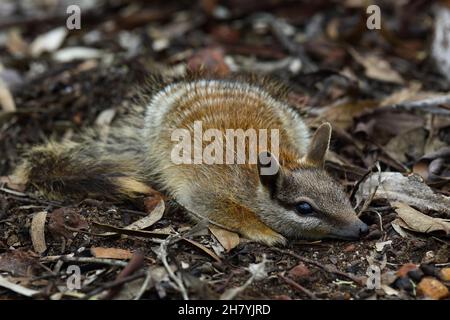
84,272 -> 146,299
272,248 -> 366,286
278,274 -> 318,299
41,255 -> 128,267
155,235 -> 189,300
357,162 -> 381,217
103,253 -> 145,300
383,95 -> 450,116
134,268 -> 153,300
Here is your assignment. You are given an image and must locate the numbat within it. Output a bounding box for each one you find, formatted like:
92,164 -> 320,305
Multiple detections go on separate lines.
15,74 -> 368,245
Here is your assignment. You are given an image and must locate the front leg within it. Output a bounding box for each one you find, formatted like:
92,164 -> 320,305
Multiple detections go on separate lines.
211,201 -> 286,246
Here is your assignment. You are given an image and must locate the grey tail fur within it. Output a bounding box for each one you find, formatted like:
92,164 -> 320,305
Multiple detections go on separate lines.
14,116 -> 152,201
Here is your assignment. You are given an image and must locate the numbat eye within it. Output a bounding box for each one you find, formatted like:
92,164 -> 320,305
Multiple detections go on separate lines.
295,202 -> 314,215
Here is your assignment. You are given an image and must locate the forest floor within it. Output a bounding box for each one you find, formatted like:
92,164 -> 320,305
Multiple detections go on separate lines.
0,0 -> 449,300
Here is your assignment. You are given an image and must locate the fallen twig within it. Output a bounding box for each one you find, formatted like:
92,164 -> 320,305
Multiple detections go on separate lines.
272,248 -> 366,286
134,267 -> 153,300
155,235 -> 189,300
84,272 -> 146,299
357,162 -> 381,217
383,94 -> 450,116
41,255 -> 128,267
278,274 -> 318,299
103,253 -> 145,300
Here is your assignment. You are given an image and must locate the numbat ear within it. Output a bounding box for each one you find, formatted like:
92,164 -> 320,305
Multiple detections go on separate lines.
257,151 -> 282,195
303,123 -> 332,167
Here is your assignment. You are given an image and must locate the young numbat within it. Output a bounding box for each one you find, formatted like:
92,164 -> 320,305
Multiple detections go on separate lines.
14,74 -> 368,245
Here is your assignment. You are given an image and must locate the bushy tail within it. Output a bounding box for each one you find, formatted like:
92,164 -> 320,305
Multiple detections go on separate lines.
14,124 -> 152,201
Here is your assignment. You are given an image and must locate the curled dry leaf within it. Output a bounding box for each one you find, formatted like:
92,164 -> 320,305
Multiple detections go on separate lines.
393,202 -> 450,236
30,211 -> 47,254
209,225 -> 240,252
98,200 -> 165,237
90,247 -> 133,260
127,200 -> 165,230
391,219 -> 408,238
356,172 -> 450,217
182,237 -> 221,263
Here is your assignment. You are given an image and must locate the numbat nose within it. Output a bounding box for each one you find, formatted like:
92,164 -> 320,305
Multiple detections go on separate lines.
359,222 -> 369,237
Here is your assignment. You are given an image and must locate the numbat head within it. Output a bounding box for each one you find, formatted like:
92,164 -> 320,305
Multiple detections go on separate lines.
256,124 -> 369,242
16,76 -> 368,246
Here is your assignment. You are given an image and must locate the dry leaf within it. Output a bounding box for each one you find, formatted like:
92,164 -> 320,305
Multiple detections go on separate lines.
349,48 -> 404,84
182,237 -> 221,263
417,277 -> 449,300
381,284 -> 399,296
127,200 -> 165,230
321,100 -> 377,130
0,78 -> 15,112
391,219 -> 409,238
53,47 -> 103,62
375,240 -> 392,252
356,172 -> 450,216
354,109 -> 424,145
30,211 -> 47,254
90,247 -> 133,260
384,127 -> 427,163
29,27 -> 67,57
440,268 -> 450,281
209,226 -> 240,252
98,200 -> 164,236
393,202 -> 450,235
